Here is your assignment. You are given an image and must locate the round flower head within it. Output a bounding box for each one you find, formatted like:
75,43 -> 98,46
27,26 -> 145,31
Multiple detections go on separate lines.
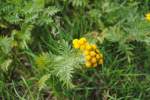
80,37 -> 87,43
98,59 -> 103,64
91,44 -> 97,50
93,63 -> 97,67
96,54 -> 100,60
84,50 -> 89,56
91,57 -> 97,63
86,55 -> 91,61
145,13 -> 150,21
78,38 -> 87,45
80,45 -> 86,50
85,61 -> 92,68
73,39 -> 80,49
72,39 -> 79,45
73,42 -> 80,49
90,51 -> 96,57
86,44 -> 92,51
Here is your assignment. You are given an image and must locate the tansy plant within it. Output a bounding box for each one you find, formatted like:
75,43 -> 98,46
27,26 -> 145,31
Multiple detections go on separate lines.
72,37 -> 103,68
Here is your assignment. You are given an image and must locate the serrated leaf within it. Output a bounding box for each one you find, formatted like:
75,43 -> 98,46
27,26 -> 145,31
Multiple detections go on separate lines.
0,59 -> 12,71
38,74 -> 50,91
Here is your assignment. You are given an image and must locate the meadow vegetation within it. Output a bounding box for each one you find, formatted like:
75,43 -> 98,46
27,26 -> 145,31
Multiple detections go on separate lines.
0,0 -> 150,99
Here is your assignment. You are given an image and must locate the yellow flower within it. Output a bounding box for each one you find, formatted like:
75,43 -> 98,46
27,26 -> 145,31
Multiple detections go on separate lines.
96,54 -> 100,59
72,39 -> 79,45
90,51 -> 96,57
98,59 -> 103,64
84,50 -> 89,56
91,57 -> 97,63
80,37 -> 87,42
93,63 -> 97,67
78,37 -> 87,45
72,37 -> 104,68
73,43 -> 80,49
145,13 -> 150,21
85,55 -> 91,61
86,44 -> 92,50
91,44 -> 97,50
73,39 -> 80,49
85,61 -> 92,68
80,45 -> 86,50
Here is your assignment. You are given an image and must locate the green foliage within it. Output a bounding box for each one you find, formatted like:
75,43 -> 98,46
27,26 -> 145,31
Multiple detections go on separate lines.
0,0 -> 150,99
34,40 -> 82,89
0,0 -> 60,25
70,0 -> 88,7
0,36 -> 12,54
0,36 -> 12,72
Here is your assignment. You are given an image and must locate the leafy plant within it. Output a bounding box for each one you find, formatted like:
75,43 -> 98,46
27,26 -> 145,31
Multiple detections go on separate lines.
0,0 -> 150,99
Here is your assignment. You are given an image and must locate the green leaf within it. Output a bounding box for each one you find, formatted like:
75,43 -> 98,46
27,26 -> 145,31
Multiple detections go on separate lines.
38,74 -> 50,91
0,59 -> 12,71
33,0 -> 45,9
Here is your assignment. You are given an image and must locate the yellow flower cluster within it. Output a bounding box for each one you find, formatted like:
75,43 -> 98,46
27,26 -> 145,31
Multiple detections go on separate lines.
145,13 -> 150,21
72,37 -> 103,68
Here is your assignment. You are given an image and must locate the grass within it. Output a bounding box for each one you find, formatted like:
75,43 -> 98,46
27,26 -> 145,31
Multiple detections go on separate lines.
0,0 -> 150,99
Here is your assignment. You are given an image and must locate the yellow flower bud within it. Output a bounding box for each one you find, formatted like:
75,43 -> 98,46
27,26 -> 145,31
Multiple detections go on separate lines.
85,61 -> 92,68
98,59 -> 103,64
91,44 -> 97,50
73,43 -> 80,49
91,57 -> 97,63
80,45 -> 86,50
80,37 -> 87,42
90,51 -> 96,57
86,44 -> 92,51
96,54 -> 100,59
72,39 -> 79,44
84,50 -> 89,56
93,63 -> 97,67
146,13 -> 150,21
78,38 -> 87,45
85,55 -> 91,61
